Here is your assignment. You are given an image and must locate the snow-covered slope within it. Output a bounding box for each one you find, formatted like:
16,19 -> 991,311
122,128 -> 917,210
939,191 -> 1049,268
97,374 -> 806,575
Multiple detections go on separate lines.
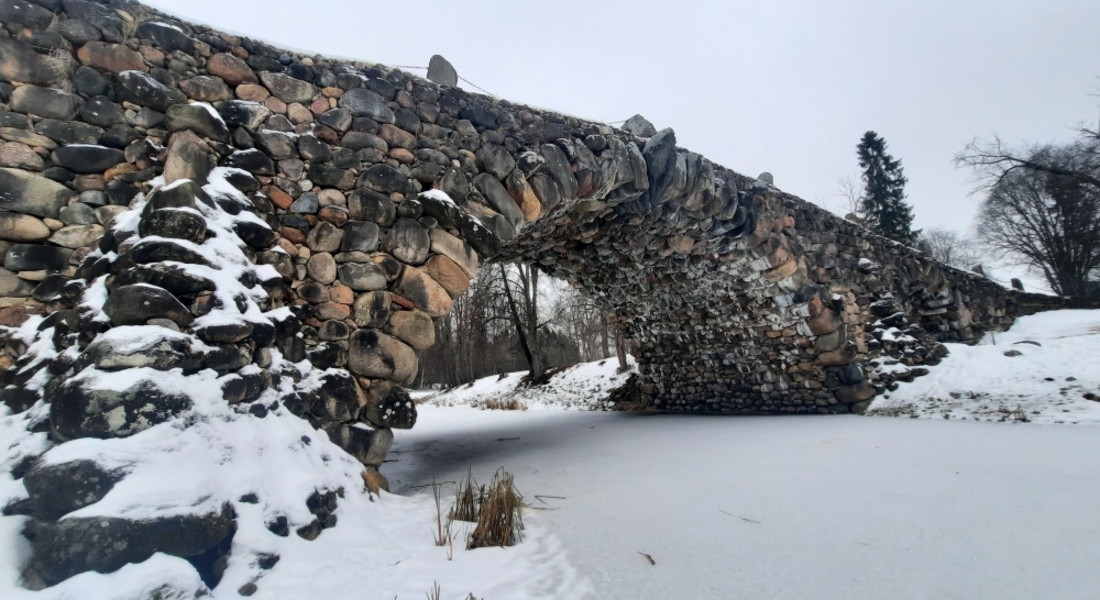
0,374 -> 590,600
419,356 -> 636,410
868,310 -> 1100,423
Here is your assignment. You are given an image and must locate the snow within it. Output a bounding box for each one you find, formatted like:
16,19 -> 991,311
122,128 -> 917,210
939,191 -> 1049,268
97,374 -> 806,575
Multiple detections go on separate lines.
0,375 -> 592,599
418,189 -> 456,206
385,406 -> 1100,600
420,356 -> 636,410
868,310 -> 1100,423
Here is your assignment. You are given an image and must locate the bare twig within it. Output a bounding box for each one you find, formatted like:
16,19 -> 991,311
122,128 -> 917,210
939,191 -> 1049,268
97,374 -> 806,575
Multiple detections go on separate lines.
637,551 -> 656,565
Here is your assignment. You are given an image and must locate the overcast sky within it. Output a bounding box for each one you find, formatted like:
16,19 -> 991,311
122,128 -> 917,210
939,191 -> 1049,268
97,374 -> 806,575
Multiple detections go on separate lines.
154,0 -> 1098,279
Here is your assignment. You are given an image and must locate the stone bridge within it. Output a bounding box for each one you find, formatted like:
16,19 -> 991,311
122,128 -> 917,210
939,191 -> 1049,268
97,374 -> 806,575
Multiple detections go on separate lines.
7,0 -> 1100,588
3,0 -> 1094,474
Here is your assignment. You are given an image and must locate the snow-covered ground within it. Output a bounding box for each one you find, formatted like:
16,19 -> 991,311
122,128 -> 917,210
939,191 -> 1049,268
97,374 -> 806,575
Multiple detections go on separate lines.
388,408 -> 1100,600
416,356 -> 636,411
867,310 -> 1100,423
3,310 -> 1100,599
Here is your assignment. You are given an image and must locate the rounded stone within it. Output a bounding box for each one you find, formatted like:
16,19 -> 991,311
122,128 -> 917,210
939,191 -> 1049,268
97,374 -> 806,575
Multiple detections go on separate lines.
306,252 -> 337,284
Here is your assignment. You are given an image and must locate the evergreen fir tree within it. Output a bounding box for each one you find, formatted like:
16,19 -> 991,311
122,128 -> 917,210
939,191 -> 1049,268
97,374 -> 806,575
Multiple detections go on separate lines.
856,131 -> 919,245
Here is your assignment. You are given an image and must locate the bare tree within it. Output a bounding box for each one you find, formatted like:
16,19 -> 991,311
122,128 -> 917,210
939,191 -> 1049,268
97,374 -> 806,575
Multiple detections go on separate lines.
499,263 -> 545,378
836,174 -> 864,218
957,136 -> 1100,192
919,227 -> 984,271
964,144 -> 1100,295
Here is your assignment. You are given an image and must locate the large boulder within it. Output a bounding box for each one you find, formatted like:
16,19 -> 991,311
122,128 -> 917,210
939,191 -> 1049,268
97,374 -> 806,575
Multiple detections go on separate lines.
426,54 -> 457,88
0,37 -> 58,85
360,381 -> 417,430
4,243 -> 73,271
163,131 -> 216,185
347,330 -> 418,385
22,459 -> 125,521
338,88 -> 395,123
386,309 -> 434,350
352,290 -> 391,328
382,218 -> 429,265
205,53 -> 257,86
27,507 -> 234,586
322,423 -> 392,467
393,266 -> 452,317
117,70 -> 187,112
76,42 -> 145,74
47,376 -> 193,441
51,145 -> 125,174
135,21 -> 195,54
0,212 -> 50,242
0,167 -> 73,219
303,369 -> 365,422
337,261 -> 387,291
102,284 -> 194,327
165,103 -> 230,142
10,86 -> 79,120
259,71 -> 317,104
81,327 -> 206,372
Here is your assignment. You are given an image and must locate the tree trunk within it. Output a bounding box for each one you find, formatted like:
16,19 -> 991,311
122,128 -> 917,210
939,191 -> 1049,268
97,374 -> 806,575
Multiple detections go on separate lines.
615,324 -> 628,371
601,313 -> 610,359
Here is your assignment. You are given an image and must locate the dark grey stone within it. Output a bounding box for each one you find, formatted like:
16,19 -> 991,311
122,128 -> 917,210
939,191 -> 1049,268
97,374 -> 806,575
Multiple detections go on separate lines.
225,149 -> 275,175
138,208 -> 207,243
135,21 -> 195,54
348,190 -> 395,226
338,88 -> 395,124
0,37 -> 56,86
473,172 -> 524,228
4,243 -> 73,271
317,108 -> 352,132
622,114 -> 657,137
10,85 -> 79,120
28,507 -> 233,586
289,192 -> 318,214
58,18 -> 103,45
475,144 -> 516,180
22,459 -> 124,521
165,103 -> 230,142
0,167 -> 72,219
213,100 -> 270,131
102,284 -> 194,327
79,96 -> 125,128
426,54 -> 457,87
357,164 -> 413,195
117,70 -> 187,112
51,145 -> 125,174
47,376 -> 193,442
383,217 -> 429,265
255,131 -> 297,160
337,261 -> 388,291
34,119 -> 104,145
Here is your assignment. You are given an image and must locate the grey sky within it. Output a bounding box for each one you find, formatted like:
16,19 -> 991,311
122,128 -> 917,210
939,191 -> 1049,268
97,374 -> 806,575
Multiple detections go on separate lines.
155,0 -> 1098,242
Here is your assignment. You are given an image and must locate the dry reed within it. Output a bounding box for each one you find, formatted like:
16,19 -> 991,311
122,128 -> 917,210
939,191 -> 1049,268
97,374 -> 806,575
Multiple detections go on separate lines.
467,468 -> 524,549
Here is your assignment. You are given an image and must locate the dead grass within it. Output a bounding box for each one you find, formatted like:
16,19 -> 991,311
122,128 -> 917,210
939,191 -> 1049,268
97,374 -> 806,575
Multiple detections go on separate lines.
430,478 -> 452,551
451,468 -> 481,523
424,583 -> 480,600
476,398 -> 528,411
467,468 -> 524,549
